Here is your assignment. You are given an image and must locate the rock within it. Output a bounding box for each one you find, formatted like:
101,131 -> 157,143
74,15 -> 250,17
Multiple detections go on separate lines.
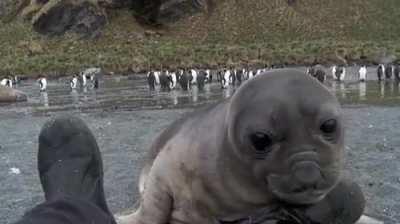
137,0 -> 211,25
159,0 -> 202,23
97,0 -> 132,8
0,0 -> 28,21
16,0 -> 211,37
131,0 -> 162,26
0,85 -> 28,103
21,0 -> 49,20
31,0 -> 107,38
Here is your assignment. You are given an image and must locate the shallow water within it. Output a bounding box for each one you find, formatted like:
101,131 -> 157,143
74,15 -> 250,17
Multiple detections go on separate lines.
1,68 -> 400,224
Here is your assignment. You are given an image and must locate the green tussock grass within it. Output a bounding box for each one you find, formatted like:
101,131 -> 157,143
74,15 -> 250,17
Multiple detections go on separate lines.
1,0 -> 400,77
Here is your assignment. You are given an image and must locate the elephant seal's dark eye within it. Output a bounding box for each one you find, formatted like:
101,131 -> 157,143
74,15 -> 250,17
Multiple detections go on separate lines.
250,132 -> 273,152
320,119 -> 337,134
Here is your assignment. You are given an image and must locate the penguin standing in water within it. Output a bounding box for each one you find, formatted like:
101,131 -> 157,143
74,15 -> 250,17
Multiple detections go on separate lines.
190,69 -> 198,85
81,67 -> 101,89
306,66 -> 316,77
216,69 -> 223,83
169,71 -> 177,90
38,76 -> 47,92
205,69 -> 212,83
229,69 -> 236,86
235,69 -> 243,85
70,75 -> 78,89
196,70 -> 206,91
358,65 -> 367,82
248,69 -> 254,79
179,69 -> 191,91
154,71 -> 161,85
147,71 -> 156,91
315,69 -> 326,83
81,72 -> 89,87
221,69 -> 230,89
159,70 -> 172,91
385,64 -> 392,80
0,77 -> 13,88
331,65 -> 337,78
377,64 -> 385,81
12,76 -> 19,86
333,65 -> 346,81
90,74 -> 99,89
339,66 -> 346,81
308,65 -> 326,83
393,64 -> 400,82
176,69 -> 183,83
313,65 -> 326,83
242,68 -> 248,80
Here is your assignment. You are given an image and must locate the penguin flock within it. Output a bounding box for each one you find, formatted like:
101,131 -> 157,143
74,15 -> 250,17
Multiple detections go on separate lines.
306,63 -> 400,83
3,64 -> 400,96
70,68 -> 100,90
0,76 -> 19,88
0,68 -> 101,94
146,67 -> 270,91
376,64 -> 400,81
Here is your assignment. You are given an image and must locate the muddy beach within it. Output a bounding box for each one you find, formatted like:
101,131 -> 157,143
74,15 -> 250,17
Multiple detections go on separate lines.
1,68 -> 399,224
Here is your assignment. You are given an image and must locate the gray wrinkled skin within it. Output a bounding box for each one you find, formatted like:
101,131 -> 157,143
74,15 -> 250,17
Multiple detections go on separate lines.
118,69 -> 345,224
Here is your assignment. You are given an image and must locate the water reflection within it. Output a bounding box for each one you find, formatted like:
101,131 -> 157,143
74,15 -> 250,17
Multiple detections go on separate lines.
394,81 -> 400,95
6,75 -> 400,115
203,84 -> 211,100
331,82 -> 346,98
170,90 -> 178,105
359,82 -> 366,101
223,86 -> 234,99
71,89 -> 79,106
40,92 -> 49,108
335,80 -> 400,105
178,95 -> 190,106
192,87 -> 199,103
380,82 -> 385,98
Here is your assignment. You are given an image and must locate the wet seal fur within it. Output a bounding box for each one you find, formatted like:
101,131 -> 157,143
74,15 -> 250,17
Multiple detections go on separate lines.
119,69 -> 365,224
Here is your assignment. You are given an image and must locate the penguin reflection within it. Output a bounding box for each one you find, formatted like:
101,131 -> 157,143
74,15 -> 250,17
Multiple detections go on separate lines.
358,82 -> 366,101
40,91 -> 49,108
71,89 -> 79,105
380,81 -> 385,98
192,86 -> 199,103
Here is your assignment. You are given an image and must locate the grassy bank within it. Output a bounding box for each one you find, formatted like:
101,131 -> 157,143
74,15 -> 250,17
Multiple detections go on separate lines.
1,0 -> 400,77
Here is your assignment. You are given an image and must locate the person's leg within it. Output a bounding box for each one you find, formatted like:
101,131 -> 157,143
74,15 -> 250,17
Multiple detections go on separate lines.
14,115 -> 116,224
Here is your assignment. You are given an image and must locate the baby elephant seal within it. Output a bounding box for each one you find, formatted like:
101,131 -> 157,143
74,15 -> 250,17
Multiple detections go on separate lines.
119,69 -> 365,224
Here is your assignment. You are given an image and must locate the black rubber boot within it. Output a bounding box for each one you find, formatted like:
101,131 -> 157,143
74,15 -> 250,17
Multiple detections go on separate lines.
37,115 -> 112,216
